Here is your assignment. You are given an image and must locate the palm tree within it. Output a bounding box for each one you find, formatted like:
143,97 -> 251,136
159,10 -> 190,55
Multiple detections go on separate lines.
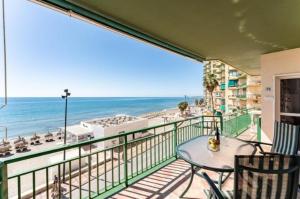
178,101 -> 188,116
204,73 -> 219,114
195,99 -> 199,106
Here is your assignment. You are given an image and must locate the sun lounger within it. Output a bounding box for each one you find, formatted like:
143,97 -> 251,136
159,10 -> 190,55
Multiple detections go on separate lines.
0,143 -> 12,156
30,134 -> 41,145
56,132 -> 63,140
14,137 -> 29,152
45,132 -> 54,142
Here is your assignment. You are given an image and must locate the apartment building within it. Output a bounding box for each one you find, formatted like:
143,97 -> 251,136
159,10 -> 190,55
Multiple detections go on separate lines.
204,60 -> 261,115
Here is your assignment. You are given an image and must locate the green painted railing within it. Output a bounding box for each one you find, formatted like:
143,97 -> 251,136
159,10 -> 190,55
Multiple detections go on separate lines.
256,117 -> 262,142
228,80 -> 238,87
0,116 -> 222,199
223,112 -> 251,136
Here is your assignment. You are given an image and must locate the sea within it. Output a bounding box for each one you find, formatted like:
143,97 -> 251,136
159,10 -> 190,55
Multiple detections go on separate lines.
0,97 -> 198,138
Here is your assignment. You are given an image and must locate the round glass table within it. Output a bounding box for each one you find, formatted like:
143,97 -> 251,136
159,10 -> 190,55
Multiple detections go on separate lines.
176,135 -> 256,197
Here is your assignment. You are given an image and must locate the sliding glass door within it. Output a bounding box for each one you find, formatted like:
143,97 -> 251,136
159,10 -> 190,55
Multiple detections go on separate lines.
280,78 -> 300,125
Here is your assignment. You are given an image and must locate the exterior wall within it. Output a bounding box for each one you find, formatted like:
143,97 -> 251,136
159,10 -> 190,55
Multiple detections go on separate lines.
261,48 -> 300,141
204,60 -> 261,116
84,118 -> 149,148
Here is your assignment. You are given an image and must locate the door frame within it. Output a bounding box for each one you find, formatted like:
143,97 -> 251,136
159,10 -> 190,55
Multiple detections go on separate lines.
274,73 -> 300,122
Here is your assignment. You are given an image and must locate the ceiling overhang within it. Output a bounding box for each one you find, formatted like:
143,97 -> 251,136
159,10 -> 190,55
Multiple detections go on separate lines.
32,0 -> 300,75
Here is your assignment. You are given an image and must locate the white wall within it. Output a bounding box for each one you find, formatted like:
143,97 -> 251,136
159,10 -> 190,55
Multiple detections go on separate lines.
261,48 -> 300,141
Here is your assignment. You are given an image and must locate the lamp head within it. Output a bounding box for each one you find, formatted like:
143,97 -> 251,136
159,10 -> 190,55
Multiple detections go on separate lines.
62,95 -> 66,99
64,89 -> 68,93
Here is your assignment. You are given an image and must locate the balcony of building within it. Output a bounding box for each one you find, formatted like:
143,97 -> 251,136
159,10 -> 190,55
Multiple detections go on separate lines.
1,1 -> 300,199
0,114 -> 259,199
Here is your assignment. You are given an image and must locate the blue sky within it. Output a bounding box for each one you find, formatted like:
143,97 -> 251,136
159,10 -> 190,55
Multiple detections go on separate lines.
3,0 -> 203,97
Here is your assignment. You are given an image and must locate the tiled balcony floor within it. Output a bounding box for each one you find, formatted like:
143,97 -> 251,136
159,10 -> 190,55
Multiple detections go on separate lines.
110,159 -> 235,199
110,127 -> 258,199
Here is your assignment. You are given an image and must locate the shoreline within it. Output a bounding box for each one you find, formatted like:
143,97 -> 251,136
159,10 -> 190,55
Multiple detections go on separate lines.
3,107 -> 175,140
3,106 -> 202,143
1,105 -> 203,198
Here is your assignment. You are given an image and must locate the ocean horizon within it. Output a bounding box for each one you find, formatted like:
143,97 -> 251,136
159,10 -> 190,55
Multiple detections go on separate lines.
0,97 -> 199,138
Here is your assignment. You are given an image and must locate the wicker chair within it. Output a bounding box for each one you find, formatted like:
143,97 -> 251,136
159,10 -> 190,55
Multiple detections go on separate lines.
247,121 -> 299,155
203,155 -> 300,199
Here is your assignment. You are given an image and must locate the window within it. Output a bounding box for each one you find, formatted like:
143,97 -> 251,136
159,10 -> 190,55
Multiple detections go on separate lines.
280,78 -> 300,125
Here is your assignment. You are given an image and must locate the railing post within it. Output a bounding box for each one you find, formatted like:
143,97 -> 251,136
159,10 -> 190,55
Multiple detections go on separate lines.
201,116 -> 204,135
173,122 -> 178,158
0,161 -> 8,199
123,135 -> 128,187
257,117 -> 262,142
220,116 -> 223,132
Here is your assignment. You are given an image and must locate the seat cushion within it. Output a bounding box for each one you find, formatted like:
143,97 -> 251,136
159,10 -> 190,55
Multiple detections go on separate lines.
204,189 -> 234,199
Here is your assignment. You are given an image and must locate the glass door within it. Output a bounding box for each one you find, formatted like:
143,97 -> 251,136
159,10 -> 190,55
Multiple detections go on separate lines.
280,78 -> 300,125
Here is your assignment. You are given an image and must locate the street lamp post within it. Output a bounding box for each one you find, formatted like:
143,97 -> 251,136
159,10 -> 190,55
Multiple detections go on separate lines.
62,89 -> 71,182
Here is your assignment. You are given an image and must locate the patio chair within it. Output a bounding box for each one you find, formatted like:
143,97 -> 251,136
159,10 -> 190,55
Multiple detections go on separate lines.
247,121 -> 299,155
203,154 -> 300,199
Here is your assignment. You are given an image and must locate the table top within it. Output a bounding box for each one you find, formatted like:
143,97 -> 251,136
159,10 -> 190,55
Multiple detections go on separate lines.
177,136 -> 256,172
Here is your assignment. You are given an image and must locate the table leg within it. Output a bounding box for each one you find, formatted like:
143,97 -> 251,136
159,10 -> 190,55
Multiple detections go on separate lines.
180,165 -> 196,198
218,172 -> 223,190
204,172 -> 232,199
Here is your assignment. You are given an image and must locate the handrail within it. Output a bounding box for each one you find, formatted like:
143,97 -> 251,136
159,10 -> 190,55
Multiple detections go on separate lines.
4,115 -> 220,164
0,115 -> 222,199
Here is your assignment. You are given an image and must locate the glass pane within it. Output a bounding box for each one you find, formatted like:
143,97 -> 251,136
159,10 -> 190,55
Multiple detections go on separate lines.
280,79 -> 300,113
280,115 -> 300,125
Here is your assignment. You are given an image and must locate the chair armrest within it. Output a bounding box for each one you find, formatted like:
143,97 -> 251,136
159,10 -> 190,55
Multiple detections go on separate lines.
245,140 -> 273,146
259,151 -> 281,155
241,140 -> 272,154
202,172 -> 224,199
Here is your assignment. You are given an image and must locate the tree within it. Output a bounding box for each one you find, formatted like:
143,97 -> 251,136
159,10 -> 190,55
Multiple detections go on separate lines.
178,101 -> 188,116
199,98 -> 204,106
204,73 -> 219,114
195,99 -> 199,106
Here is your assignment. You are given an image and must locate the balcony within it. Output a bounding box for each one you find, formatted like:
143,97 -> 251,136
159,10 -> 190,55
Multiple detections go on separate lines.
238,73 -> 247,79
237,94 -> 247,100
228,80 -> 238,88
220,105 -> 225,111
213,68 -> 222,74
3,0 -> 300,198
0,114 -> 257,199
220,83 -> 226,90
228,95 -> 237,99
238,82 -> 247,89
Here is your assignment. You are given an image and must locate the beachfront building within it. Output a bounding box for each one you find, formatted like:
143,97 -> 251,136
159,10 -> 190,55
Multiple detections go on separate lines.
81,115 -> 149,148
204,60 -> 262,115
62,115 -> 149,148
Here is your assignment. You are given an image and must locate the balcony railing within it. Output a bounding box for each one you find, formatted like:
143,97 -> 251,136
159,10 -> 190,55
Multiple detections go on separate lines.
0,116 -> 228,199
220,83 -> 226,90
223,112 -> 251,136
238,82 -> 247,88
228,80 -> 238,87
237,94 -> 247,99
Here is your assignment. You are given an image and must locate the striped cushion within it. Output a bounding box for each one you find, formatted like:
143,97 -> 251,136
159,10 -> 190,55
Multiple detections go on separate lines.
272,121 -> 299,155
204,189 -> 234,199
235,155 -> 298,199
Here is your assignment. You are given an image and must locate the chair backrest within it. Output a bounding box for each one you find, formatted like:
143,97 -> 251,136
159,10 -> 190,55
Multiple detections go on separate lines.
271,121 -> 299,155
234,155 -> 300,199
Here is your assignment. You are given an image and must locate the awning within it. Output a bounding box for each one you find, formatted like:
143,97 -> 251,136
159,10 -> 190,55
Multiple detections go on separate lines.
32,0 -> 300,75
